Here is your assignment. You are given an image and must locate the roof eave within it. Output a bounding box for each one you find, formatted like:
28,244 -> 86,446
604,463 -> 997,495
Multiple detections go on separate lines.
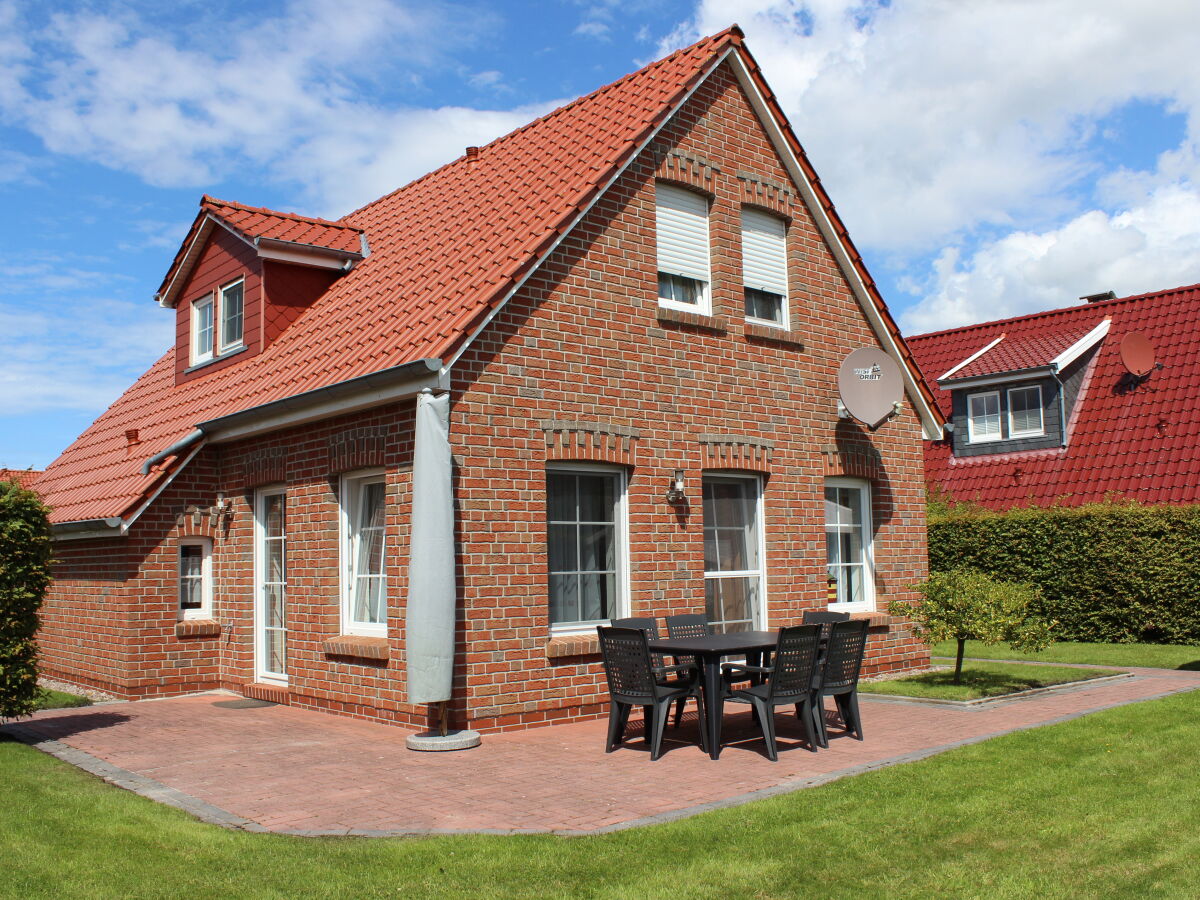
940,366 -> 1055,390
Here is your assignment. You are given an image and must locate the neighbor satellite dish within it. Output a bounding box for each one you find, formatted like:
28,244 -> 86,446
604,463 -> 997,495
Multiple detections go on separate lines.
837,348 -> 904,429
1119,332 -> 1156,378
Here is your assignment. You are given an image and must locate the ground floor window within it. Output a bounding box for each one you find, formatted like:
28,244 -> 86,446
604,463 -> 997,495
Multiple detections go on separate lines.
546,466 -> 626,632
341,472 -> 387,636
825,477 -> 874,611
703,474 -> 764,633
178,538 -> 212,619
256,488 -> 288,682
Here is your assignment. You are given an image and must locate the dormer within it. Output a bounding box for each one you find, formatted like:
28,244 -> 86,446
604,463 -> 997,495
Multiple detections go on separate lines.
938,318 -> 1110,457
156,196 -> 366,385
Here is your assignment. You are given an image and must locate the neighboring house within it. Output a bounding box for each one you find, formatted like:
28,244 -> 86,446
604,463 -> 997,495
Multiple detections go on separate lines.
0,468 -> 41,490
908,282 -> 1200,509
31,27 -> 942,733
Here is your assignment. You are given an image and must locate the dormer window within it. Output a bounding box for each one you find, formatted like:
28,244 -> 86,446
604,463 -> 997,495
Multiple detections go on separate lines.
191,296 -> 214,364
219,279 -> 244,351
1008,386 -> 1044,438
966,391 -> 1002,443
656,183 -> 711,315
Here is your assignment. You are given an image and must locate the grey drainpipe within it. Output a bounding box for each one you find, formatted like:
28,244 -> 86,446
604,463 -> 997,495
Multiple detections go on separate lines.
141,428 -> 205,475
1049,368 -> 1068,448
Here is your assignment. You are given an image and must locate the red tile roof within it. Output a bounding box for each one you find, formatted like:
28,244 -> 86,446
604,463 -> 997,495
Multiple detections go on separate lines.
34,26 -> 933,526
947,327 -> 1095,380
0,468 -> 41,490
202,196 -> 365,255
908,283 -> 1200,509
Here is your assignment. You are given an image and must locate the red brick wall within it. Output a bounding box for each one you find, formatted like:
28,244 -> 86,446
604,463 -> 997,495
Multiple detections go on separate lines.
40,60 -> 927,730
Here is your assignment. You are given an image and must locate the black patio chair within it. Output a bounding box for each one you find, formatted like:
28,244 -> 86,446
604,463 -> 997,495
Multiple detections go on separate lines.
664,613 -> 709,726
810,619 -> 869,747
597,626 -> 706,760
802,609 -> 851,640
721,624 -> 824,761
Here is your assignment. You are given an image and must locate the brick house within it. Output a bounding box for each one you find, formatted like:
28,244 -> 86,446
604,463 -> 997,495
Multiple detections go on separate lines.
907,282 -> 1200,509
31,27 -> 942,733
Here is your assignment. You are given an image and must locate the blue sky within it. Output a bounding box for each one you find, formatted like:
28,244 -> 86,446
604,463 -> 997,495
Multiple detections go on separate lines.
3,0 -> 1200,469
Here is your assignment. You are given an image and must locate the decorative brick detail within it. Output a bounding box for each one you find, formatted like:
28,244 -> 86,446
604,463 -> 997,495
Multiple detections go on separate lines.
239,447 -> 286,487
743,321 -> 804,347
243,682 -> 289,704
822,443 -> 885,481
175,619 -> 221,638
656,307 -> 728,333
547,633 -> 600,658
699,434 -> 774,473
737,172 -> 796,216
654,146 -> 721,192
541,420 -> 640,467
328,426 -> 389,473
174,505 -> 226,536
323,635 -> 390,661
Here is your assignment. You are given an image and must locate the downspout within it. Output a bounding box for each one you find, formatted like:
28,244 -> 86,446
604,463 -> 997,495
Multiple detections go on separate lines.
141,428 -> 205,475
1050,369 -> 1067,448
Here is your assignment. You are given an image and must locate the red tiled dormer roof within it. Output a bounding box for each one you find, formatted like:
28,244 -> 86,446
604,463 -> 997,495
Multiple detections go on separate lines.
908,282 -> 1200,509
944,327 -> 1097,381
201,196 -> 365,255
36,26 -> 936,526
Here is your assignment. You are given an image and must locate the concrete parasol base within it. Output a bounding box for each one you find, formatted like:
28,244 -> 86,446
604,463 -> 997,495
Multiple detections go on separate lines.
405,730 -> 482,752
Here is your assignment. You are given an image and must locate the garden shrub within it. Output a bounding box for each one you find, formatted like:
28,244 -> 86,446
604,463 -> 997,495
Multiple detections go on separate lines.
929,501 -> 1200,645
0,480 -> 53,720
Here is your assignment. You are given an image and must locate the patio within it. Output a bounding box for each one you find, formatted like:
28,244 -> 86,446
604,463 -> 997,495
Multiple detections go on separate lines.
7,664 -> 1199,836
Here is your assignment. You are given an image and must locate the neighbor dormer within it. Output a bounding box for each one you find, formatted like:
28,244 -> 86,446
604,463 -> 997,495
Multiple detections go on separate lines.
156,196 -> 366,385
938,318 -> 1110,456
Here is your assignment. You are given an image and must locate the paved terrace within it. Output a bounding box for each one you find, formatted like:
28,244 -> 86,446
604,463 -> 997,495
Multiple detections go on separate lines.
7,664 -> 1199,836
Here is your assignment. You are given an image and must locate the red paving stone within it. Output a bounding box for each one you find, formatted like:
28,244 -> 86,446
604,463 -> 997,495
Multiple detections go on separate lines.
14,666 -> 1200,835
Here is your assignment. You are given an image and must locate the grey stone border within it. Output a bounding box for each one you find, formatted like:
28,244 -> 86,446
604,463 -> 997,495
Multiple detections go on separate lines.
860,672 -> 1135,708
3,677 -> 1198,839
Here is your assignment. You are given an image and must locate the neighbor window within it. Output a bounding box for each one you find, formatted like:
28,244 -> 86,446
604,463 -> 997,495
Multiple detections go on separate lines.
1008,385 -> 1044,438
341,472 -> 387,636
741,207 -> 788,326
178,538 -> 212,620
702,474 -> 764,634
219,279 -> 244,351
967,391 -> 1002,443
191,297 -> 214,364
656,183 -> 711,314
824,478 -> 874,611
546,466 -> 626,631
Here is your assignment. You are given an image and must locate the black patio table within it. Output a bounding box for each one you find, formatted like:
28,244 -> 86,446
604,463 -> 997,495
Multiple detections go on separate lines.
648,630 -> 778,760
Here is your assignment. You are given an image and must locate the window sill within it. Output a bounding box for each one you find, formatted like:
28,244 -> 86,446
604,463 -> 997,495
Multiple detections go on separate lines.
744,321 -> 804,348
323,634 -> 389,661
176,619 -> 221,638
656,307 -> 727,333
184,344 -> 248,374
547,633 -> 600,659
847,612 -> 891,630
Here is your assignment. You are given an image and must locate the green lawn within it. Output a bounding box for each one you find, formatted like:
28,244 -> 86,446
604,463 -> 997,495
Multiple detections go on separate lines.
932,640 -> 1200,670
5,689 -> 1200,898
860,660 -> 1114,700
35,689 -> 93,711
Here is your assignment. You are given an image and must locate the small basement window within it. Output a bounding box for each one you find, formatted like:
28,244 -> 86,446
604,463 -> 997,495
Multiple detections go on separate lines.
656,183 -> 711,315
967,391 -> 1002,443
1008,385 -> 1044,438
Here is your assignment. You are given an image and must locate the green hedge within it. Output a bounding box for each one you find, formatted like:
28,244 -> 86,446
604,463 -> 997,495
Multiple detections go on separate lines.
0,480 -> 53,720
928,502 -> 1200,645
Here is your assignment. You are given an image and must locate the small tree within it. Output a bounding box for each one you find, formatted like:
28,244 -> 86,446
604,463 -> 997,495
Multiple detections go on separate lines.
0,480 -> 53,721
889,568 -> 1053,684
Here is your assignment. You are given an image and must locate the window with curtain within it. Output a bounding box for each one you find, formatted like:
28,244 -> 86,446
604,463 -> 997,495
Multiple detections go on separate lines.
546,467 -> 625,630
741,207 -> 787,326
342,474 -> 387,635
702,475 -> 763,633
656,182 -> 711,314
824,478 -> 874,611
178,539 -> 212,619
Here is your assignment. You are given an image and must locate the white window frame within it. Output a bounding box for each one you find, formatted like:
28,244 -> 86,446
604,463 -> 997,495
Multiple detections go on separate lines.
1007,385 -> 1044,438
191,295 -> 214,364
546,463 -> 629,636
702,473 -> 767,633
254,486 -> 288,685
178,537 -> 213,620
339,470 -> 388,637
218,278 -> 245,353
741,207 -> 789,328
655,182 -> 712,315
966,390 -> 1003,444
824,477 -> 875,613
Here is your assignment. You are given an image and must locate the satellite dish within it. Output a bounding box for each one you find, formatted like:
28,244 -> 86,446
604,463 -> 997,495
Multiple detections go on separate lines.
1119,332 -> 1156,378
837,348 -> 904,429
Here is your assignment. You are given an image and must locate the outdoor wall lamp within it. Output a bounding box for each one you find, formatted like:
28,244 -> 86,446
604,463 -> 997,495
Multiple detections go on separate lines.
666,469 -> 686,504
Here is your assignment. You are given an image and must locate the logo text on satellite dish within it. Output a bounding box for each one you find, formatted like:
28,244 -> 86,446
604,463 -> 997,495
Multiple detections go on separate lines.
854,364 -> 882,381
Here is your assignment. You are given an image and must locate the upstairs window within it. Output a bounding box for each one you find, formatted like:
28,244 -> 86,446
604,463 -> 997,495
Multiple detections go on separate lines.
967,391 -> 1002,443
741,208 -> 788,326
219,279 -> 244,351
191,297 -> 214,364
656,183 -> 711,315
1008,385 -> 1044,437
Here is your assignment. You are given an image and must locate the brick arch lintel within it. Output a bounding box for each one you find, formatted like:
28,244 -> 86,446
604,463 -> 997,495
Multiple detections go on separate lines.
541,420 -> 640,468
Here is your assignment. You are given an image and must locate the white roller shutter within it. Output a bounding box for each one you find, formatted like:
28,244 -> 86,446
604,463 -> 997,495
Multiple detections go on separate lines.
742,208 -> 787,296
656,184 -> 710,283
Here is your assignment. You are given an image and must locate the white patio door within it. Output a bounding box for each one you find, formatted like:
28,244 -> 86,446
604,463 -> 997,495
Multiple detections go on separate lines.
255,488 -> 288,683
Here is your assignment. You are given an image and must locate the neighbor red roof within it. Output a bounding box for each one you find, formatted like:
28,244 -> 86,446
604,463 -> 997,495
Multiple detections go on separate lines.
0,468 -> 41,490
908,283 -> 1200,509
947,327 -> 1095,381
34,26 -> 932,525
